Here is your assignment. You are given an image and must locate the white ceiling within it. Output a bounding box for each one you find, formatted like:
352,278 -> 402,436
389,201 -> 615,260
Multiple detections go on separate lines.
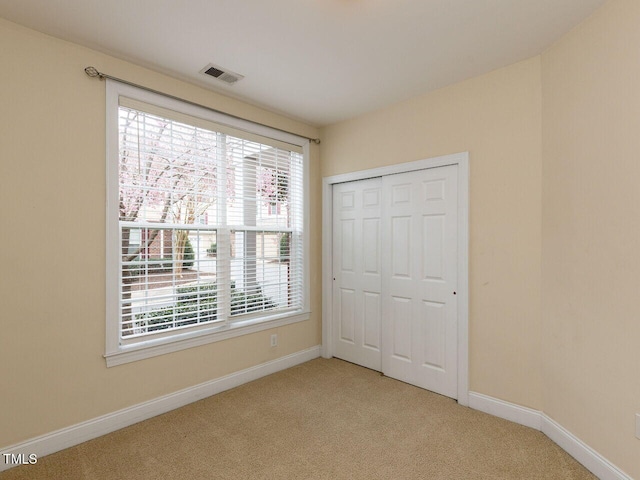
0,0 -> 606,126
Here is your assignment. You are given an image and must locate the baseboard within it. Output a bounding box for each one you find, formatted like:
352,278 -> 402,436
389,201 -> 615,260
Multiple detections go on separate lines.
468,392 -> 542,430
468,392 -> 633,480
0,346 -> 321,472
541,415 -> 633,480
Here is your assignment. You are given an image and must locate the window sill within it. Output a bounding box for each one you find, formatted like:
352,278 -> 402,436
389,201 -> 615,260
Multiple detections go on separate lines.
104,311 -> 311,367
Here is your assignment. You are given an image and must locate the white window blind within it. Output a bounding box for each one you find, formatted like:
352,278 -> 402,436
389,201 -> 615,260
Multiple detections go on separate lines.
116,100 -> 305,345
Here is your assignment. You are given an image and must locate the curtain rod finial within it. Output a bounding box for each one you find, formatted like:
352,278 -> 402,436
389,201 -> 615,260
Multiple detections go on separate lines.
84,66 -> 101,78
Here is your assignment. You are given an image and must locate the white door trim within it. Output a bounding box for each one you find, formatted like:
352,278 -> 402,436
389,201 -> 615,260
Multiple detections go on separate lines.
322,152 -> 469,406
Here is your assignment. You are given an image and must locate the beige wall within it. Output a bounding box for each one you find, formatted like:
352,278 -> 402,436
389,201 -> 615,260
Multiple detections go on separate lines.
321,56 -> 543,410
0,18 -> 321,447
541,0 -> 640,477
3,0 -> 640,476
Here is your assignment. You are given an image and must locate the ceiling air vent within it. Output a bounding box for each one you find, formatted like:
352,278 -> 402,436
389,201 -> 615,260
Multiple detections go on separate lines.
199,63 -> 244,85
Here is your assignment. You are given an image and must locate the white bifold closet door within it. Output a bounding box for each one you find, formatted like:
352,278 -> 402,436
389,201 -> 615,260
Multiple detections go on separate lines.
381,165 -> 458,398
332,177 -> 383,371
332,165 -> 458,399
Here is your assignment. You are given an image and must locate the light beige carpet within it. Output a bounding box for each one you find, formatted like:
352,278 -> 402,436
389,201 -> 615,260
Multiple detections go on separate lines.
1,358 -> 596,479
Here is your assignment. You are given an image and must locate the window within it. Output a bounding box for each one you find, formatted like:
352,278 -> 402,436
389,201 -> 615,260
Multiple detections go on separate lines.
105,81 -> 309,366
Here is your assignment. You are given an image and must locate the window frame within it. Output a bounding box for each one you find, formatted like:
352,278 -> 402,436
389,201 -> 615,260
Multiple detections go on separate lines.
105,80 -> 310,367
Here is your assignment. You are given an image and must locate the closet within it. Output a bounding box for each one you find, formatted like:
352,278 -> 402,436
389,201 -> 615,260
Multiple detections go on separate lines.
332,164 -> 459,399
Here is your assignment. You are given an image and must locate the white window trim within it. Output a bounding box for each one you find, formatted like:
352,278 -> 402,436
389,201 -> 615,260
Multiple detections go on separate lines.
105,80 -> 310,367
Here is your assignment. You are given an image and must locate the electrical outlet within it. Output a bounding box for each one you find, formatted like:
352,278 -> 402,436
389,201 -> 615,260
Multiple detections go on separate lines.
636,414 -> 640,440
270,334 -> 278,347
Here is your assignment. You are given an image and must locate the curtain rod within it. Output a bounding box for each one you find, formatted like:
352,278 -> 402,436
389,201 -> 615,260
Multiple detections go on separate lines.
84,66 -> 321,145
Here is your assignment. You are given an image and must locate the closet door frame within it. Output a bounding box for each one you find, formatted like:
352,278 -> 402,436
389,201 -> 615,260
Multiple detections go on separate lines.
321,152 -> 470,407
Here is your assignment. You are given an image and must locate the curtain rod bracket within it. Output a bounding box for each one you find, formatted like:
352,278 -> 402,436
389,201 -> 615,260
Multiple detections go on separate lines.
83,66 -> 321,145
